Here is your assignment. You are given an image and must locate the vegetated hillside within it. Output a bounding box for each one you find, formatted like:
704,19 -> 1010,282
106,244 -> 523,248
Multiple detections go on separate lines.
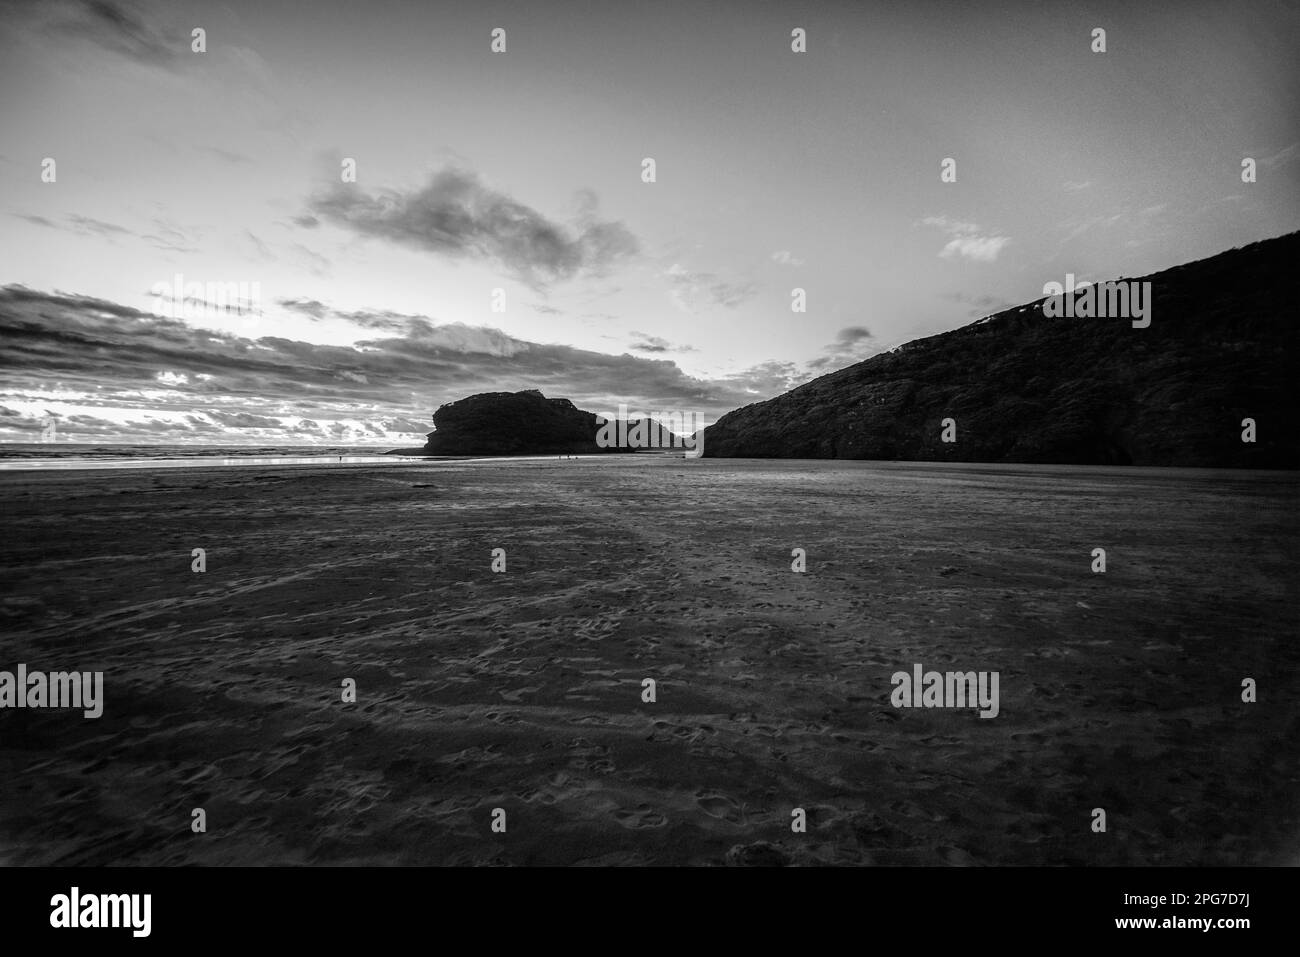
703,233 -> 1300,467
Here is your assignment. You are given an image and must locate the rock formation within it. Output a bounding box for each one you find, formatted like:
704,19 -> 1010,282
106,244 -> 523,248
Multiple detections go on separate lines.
703,233 -> 1299,468
418,389 -> 685,455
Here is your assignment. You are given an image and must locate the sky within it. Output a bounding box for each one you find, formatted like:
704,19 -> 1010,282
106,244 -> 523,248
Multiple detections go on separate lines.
1,0 -> 1297,445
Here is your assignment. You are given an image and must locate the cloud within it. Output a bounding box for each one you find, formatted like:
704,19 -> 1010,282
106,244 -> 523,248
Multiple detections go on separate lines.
203,147 -> 252,165
278,298 -> 329,319
307,166 -> 638,288
140,218 -> 194,252
628,332 -> 695,354
1261,142 -> 1299,170
1063,180 -> 1092,192
245,230 -> 275,260
663,263 -> 758,312
1054,212 -> 1124,247
17,211 -> 204,256
770,250 -> 805,266
0,285 -> 767,443
68,214 -> 133,237
18,211 -> 137,240
38,0 -> 179,68
630,337 -> 670,353
290,242 -> 331,277
1052,205 -> 1167,253
806,325 -> 877,372
943,291 -> 1013,318
333,308 -> 438,338
715,360 -> 809,398
279,296 -> 530,351
941,235 -> 1009,262
831,326 -> 873,347
207,410 -> 282,428
921,216 -> 1011,262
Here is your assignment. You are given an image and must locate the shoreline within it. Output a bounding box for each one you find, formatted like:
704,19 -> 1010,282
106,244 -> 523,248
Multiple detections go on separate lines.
0,454 -> 1295,481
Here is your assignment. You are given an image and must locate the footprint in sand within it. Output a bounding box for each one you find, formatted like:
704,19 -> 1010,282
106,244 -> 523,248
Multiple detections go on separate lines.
430,795 -> 478,816
614,804 -> 667,829
516,786 -> 559,806
567,738 -> 616,773
725,841 -> 791,867
499,686 -> 540,703
853,810 -> 916,848
696,792 -> 745,823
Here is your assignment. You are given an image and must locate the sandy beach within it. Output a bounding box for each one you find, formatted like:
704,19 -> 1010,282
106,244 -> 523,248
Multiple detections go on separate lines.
1,456 -> 1296,866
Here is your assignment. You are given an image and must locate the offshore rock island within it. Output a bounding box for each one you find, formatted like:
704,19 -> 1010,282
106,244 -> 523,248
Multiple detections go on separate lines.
412,389 -> 686,456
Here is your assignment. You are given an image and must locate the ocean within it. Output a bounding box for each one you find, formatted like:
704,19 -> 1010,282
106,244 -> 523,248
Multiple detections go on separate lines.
0,443 -> 426,471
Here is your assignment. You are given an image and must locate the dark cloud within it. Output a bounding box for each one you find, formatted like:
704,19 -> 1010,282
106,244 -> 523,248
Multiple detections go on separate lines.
16,210 -> 198,253
332,308 -> 436,337
67,214 -> 133,236
182,415 -> 223,432
207,410 -> 282,428
278,298 -> 329,319
833,326 -> 873,346
701,360 -> 815,406
806,325 -> 878,373
0,285 -> 764,442
307,167 -> 638,288
17,212 -> 135,239
41,0 -> 179,67
279,298 -> 514,347
628,332 -> 696,354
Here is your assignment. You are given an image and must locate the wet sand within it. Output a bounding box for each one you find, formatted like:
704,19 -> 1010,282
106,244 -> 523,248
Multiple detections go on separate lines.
1,457 -> 1296,866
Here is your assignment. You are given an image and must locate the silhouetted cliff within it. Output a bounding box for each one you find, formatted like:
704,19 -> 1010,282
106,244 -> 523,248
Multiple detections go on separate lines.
703,233 -> 1299,467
